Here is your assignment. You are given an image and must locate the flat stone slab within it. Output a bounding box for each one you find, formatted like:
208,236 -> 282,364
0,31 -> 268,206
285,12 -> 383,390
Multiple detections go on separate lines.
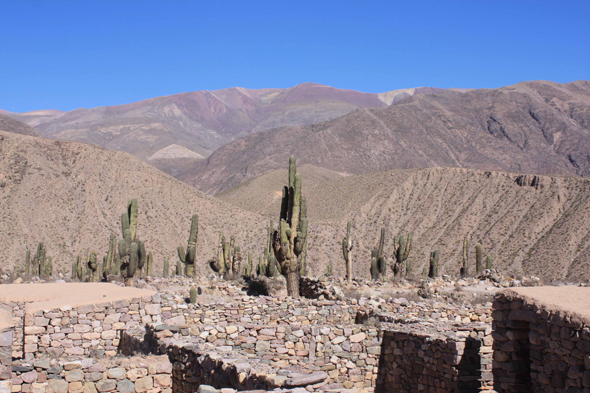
284,371 -> 328,387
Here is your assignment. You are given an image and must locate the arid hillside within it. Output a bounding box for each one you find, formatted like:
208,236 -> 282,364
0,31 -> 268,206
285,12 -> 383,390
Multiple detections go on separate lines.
2,84 -> 441,168
190,80 -> 590,194
226,166 -> 590,283
0,131 -> 268,275
216,164 -> 346,214
0,114 -> 39,136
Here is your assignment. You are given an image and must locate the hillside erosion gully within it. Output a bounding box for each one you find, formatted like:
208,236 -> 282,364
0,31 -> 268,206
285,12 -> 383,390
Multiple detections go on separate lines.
0,282 -> 586,392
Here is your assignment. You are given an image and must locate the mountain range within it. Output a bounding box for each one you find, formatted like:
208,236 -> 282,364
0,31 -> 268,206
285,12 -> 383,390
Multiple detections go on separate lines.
1,84 -> 441,167
189,80 -> 590,194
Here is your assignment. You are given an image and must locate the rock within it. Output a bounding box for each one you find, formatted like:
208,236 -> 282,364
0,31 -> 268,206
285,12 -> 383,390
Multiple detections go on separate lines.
154,375 -> 171,388
21,371 -> 38,384
116,380 -> 135,393
107,368 -> 126,380
134,377 -> 153,393
196,386 -> 219,393
46,379 -> 68,393
284,372 -> 328,387
64,370 -> 84,383
95,380 -> 116,392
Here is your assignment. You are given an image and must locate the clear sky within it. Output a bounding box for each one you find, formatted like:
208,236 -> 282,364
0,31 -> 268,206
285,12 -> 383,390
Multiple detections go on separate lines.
1,1 -> 588,112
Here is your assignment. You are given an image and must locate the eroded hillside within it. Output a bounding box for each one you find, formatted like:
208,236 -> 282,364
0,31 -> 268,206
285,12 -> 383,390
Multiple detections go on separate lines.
0,131 -> 267,274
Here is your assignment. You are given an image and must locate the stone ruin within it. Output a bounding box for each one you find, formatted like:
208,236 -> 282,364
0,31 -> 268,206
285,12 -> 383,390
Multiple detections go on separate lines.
0,279 -> 588,393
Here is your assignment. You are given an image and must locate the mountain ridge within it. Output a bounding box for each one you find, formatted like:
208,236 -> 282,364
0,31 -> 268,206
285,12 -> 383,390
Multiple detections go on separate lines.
188,80 -> 590,194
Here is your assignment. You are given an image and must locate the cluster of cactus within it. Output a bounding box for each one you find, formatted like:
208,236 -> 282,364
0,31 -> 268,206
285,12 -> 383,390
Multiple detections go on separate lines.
428,250 -> 439,278
254,221 -> 279,278
178,214 -> 199,276
271,157 -> 308,298
210,233 -> 242,277
118,198 -> 146,286
392,233 -> 412,277
370,228 -> 387,281
71,251 -> 101,282
25,243 -> 52,278
342,221 -> 353,284
475,243 -> 492,274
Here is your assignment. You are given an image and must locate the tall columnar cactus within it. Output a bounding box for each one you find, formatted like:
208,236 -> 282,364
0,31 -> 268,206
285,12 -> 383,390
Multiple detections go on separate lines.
45,257 -> 53,278
475,243 -> 483,275
486,255 -> 492,270
256,255 -> 266,276
88,252 -> 99,282
272,157 -> 308,298
244,253 -> 253,277
105,235 -> 118,277
342,221 -> 353,284
146,251 -> 153,276
392,233 -> 412,277
429,250 -> 439,278
118,198 -> 146,286
189,287 -> 197,304
25,249 -> 30,276
163,259 -> 169,278
461,237 -> 468,278
370,256 -> 379,282
176,260 -> 182,276
178,214 -> 198,277
375,228 -> 387,279
72,257 -> 78,280
32,242 -> 46,277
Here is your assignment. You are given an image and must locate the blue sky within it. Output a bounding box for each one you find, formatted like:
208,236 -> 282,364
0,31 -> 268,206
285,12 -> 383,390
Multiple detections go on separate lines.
1,1 -> 588,112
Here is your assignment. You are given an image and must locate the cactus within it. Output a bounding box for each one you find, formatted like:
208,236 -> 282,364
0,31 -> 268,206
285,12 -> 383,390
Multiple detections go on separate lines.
189,287 -> 197,304
271,157 -> 308,298
256,255 -> 266,276
146,251 -> 153,276
475,243 -> 483,275
376,228 -> 387,279
486,255 -> 492,270
25,249 -> 30,276
244,253 -> 253,277
118,198 -> 145,286
176,260 -> 182,276
88,252 -> 98,282
45,257 -> 53,278
232,244 -> 242,276
342,221 -> 353,284
31,243 -> 49,278
461,237 -> 468,278
428,250 -> 439,278
178,214 -> 198,277
72,257 -> 78,280
326,260 -> 333,276
163,259 -> 169,277
105,235 -> 118,277
392,233 -> 412,277
370,257 -> 379,282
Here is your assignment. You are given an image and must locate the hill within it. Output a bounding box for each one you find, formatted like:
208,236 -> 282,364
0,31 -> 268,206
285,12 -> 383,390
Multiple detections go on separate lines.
0,114 -> 39,136
2,84 -> 440,167
216,164 -> 346,214
291,167 -> 590,283
0,131 -> 267,275
189,80 -> 590,194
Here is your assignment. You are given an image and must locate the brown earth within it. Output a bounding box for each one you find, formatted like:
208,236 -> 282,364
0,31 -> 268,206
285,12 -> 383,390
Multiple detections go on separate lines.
0,283 -> 155,313
226,166 -> 590,283
0,131 -> 268,276
2,84 -> 439,167
189,80 -> 590,195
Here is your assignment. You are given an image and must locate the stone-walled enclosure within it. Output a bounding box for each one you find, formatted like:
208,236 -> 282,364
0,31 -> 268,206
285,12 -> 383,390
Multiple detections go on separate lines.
3,281 -> 589,393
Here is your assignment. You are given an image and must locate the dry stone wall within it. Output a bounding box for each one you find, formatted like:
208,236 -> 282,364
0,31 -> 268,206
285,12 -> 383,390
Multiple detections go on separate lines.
376,325 -> 493,392
17,294 -> 162,359
493,289 -> 590,392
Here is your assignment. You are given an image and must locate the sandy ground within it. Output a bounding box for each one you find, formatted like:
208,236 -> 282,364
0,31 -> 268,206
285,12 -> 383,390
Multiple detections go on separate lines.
507,286 -> 590,323
0,283 -> 156,317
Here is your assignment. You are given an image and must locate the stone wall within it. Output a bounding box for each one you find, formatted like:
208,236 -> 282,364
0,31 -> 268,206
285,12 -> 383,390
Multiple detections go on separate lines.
9,355 -> 171,393
15,294 -> 161,360
492,289 -> 590,392
375,324 -> 493,392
